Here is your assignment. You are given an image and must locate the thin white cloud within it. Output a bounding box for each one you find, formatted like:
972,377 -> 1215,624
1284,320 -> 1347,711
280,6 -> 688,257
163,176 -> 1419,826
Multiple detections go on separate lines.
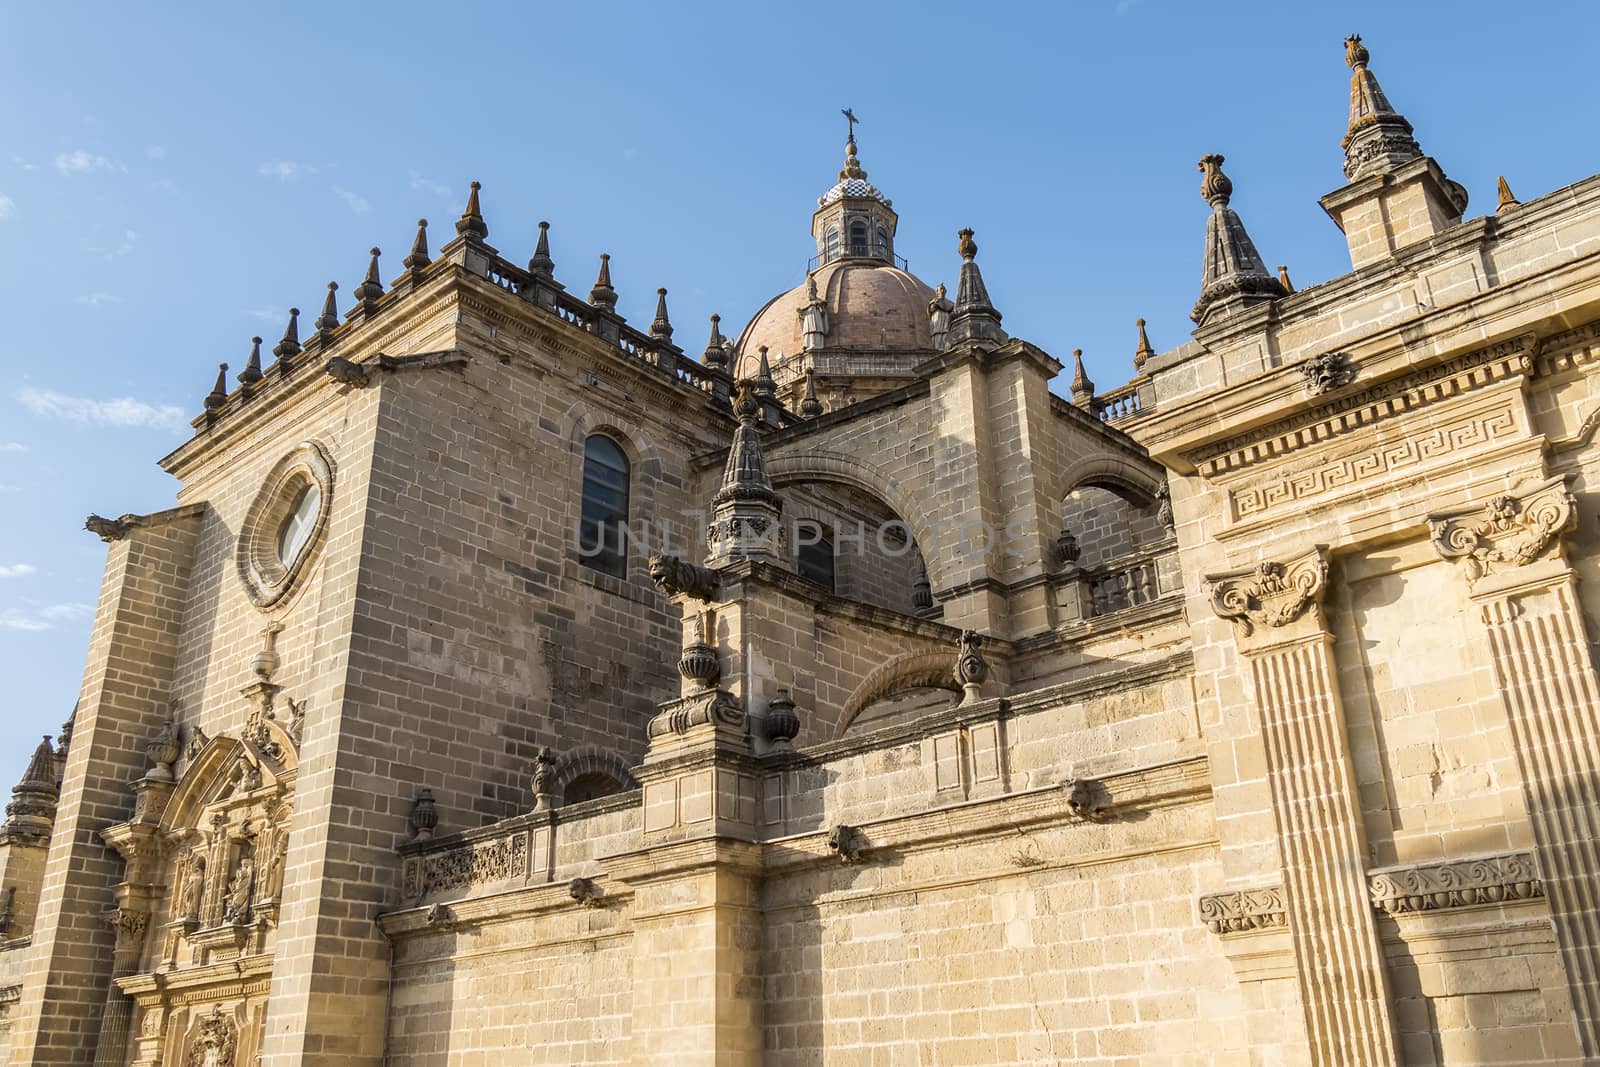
0,194 -> 14,220
0,611 -> 51,633
246,306 -> 283,323
39,602 -> 93,621
333,186 -> 370,214
54,150 -> 120,176
84,229 -> 138,261
0,563 -> 37,578
0,442 -> 25,452
11,155 -> 37,172
259,160 -> 316,181
18,387 -> 187,431
75,292 -> 121,307
0,484 -> 18,493
409,173 -> 453,199
147,145 -> 166,160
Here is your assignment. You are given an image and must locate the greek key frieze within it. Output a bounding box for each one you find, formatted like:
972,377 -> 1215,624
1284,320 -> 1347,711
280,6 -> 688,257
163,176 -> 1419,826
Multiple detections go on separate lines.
402,831 -> 529,900
1368,852 -> 1543,915
1231,406 -> 1518,520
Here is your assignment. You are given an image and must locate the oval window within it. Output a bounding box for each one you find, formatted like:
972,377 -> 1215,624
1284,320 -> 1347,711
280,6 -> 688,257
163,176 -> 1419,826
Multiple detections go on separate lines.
276,483 -> 322,567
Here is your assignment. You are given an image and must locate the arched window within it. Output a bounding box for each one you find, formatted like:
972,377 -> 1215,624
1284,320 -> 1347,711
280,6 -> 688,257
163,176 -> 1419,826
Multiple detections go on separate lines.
579,435 -> 629,577
796,520 -> 835,593
823,226 -> 840,264
563,771 -> 624,805
875,226 -> 890,260
848,221 -> 868,258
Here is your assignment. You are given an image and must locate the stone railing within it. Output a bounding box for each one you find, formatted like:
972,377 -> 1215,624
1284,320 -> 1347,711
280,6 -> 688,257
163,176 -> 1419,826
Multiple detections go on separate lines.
1092,379 -> 1149,424
400,827 -> 531,902
1055,538 -> 1180,627
1198,885 -> 1287,934
1368,851 -> 1543,915
471,248 -> 731,402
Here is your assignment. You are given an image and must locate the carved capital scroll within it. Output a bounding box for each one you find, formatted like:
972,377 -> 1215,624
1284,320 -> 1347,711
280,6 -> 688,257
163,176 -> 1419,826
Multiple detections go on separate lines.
1429,475 -> 1576,586
1198,885 -> 1288,934
1206,546 -> 1328,640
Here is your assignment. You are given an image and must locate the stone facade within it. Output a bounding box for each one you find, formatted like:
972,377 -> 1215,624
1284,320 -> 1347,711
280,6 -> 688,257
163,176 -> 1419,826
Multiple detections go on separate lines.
4,36 -> 1600,1066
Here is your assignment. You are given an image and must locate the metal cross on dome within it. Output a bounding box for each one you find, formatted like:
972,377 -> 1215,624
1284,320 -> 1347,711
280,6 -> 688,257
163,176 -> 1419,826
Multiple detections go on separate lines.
841,107 -> 860,143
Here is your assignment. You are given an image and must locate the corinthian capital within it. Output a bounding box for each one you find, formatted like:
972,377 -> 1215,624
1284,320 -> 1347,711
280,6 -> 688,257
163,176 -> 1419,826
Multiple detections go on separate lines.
1428,475 -> 1576,586
1206,547 -> 1328,639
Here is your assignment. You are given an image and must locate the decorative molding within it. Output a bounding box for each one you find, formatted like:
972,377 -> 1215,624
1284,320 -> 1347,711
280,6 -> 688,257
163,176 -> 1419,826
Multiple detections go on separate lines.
1230,404 -> 1519,520
1198,885 -> 1288,934
1193,333 -> 1534,477
1299,351 -> 1356,396
1368,852 -> 1543,915
1428,475 -> 1576,585
402,830 -> 529,901
1206,548 -> 1327,638
1533,319 -> 1600,378
647,688 -> 744,739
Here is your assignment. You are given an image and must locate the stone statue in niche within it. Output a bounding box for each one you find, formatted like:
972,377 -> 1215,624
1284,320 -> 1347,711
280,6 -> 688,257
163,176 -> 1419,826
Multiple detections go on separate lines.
177,855 -> 206,923
222,856 -> 254,925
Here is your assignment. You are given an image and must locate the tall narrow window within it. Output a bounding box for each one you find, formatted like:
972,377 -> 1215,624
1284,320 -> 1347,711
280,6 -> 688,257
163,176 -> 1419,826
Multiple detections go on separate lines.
876,226 -> 890,260
796,521 -> 836,593
849,222 -> 868,257
823,226 -> 840,264
579,435 -> 629,578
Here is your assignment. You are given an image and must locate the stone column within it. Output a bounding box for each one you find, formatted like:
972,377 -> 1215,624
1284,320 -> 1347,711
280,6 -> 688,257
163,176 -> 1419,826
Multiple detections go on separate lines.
1208,548 -> 1399,1067
92,907 -> 148,1066
1430,475 -> 1600,1055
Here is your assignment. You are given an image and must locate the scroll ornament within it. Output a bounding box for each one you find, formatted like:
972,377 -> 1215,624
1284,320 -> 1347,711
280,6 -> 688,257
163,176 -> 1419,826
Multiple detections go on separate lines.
1429,477 -> 1576,585
1207,549 -> 1327,637
1198,885 -> 1288,934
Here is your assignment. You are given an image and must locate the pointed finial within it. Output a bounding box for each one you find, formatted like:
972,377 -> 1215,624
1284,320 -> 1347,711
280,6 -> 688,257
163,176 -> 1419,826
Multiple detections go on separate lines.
948,227 -> 1005,347
456,180 -> 488,241
650,287 -> 673,341
589,253 -> 617,311
1277,265 -> 1295,294
1341,34 -> 1424,182
529,220 -> 555,277
354,247 -> 384,303
703,314 -> 728,368
2,735 -> 59,839
1198,154 -> 1232,208
1496,176 -> 1520,213
273,308 -> 301,361
239,336 -> 264,385
754,345 -> 776,399
1343,33 -> 1369,70
404,219 -> 431,271
958,228 -> 978,261
800,368 -> 823,418
204,363 -> 229,412
1069,349 -> 1095,404
838,108 -> 866,180
314,282 -> 340,332
1133,319 -> 1155,373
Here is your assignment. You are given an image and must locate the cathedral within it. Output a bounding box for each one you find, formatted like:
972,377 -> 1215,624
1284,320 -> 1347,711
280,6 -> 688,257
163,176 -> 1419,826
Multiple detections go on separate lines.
5,33 -> 1600,1065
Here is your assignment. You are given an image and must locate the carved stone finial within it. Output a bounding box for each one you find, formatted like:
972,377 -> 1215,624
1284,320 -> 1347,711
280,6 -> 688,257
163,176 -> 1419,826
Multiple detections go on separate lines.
238,336 -> 264,386
1343,33 -> 1369,70
314,282 -> 340,332
707,383 -> 785,565
703,314 -> 728,368
528,220 -> 555,277
456,180 -> 488,241
649,287 -> 673,341
1428,477 -> 1576,586
955,630 -> 989,704
764,688 -> 801,749
1133,318 -> 1155,373
353,247 -> 385,304
144,719 -> 181,783
272,307 -> 301,363
1198,154 -> 1233,208
588,253 -> 618,312
753,346 -> 776,399
252,622 -> 284,682
677,610 -> 722,690
3,735 -> 59,839
948,228 -> 1005,348
911,559 -> 934,611
409,788 -> 438,840
530,747 -> 558,812
1277,265 -> 1295,295
648,554 -> 721,601
203,363 -> 229,413
1069,349 -> 1095,404
1192,156 -> 1285,325
1054,529 -> 1081,568
799,368 -> 824,418
1206,549 -> 1328,638
1496,176 -> 1520,213
1340,33 -> 1426,183
404,219 -> 431,271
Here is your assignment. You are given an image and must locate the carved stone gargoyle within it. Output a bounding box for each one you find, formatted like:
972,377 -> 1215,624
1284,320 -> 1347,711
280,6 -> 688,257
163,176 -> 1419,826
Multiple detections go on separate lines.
827,824 -> 867,864
648,554 -> 721,601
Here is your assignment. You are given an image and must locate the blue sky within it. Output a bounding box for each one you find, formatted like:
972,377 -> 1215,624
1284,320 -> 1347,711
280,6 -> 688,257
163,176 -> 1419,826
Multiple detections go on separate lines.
0,1 -> 1593,790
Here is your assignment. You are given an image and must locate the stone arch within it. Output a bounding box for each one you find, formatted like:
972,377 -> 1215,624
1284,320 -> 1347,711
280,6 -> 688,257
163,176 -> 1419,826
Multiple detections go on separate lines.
553,746 -> 639,805
1057,452 -> 1165,506
835,649 -> 961,738
766,448 -> 944,591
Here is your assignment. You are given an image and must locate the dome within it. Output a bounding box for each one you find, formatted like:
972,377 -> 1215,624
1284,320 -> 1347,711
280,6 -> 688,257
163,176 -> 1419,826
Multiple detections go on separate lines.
734,259 -> 937,378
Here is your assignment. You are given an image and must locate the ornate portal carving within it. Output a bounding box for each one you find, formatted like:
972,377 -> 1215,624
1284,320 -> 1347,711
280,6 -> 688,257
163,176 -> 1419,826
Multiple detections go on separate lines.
186,1006 -> 238,1067
1429,476 -> 1576,585
1368,852 -> 1543,915
1206,548 -> 1327,638
1198,885 -> 1288,934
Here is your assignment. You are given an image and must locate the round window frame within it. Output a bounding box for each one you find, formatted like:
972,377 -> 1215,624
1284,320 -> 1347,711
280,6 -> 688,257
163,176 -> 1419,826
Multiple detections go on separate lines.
237,442 -> 335,609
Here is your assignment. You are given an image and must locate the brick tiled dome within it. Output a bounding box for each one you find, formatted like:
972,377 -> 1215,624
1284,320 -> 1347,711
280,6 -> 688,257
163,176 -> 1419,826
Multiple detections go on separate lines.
733,259 -> 936,378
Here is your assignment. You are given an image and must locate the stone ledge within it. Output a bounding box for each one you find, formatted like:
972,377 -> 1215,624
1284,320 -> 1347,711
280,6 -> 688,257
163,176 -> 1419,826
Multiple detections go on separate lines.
1368,850 -> 1543,915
